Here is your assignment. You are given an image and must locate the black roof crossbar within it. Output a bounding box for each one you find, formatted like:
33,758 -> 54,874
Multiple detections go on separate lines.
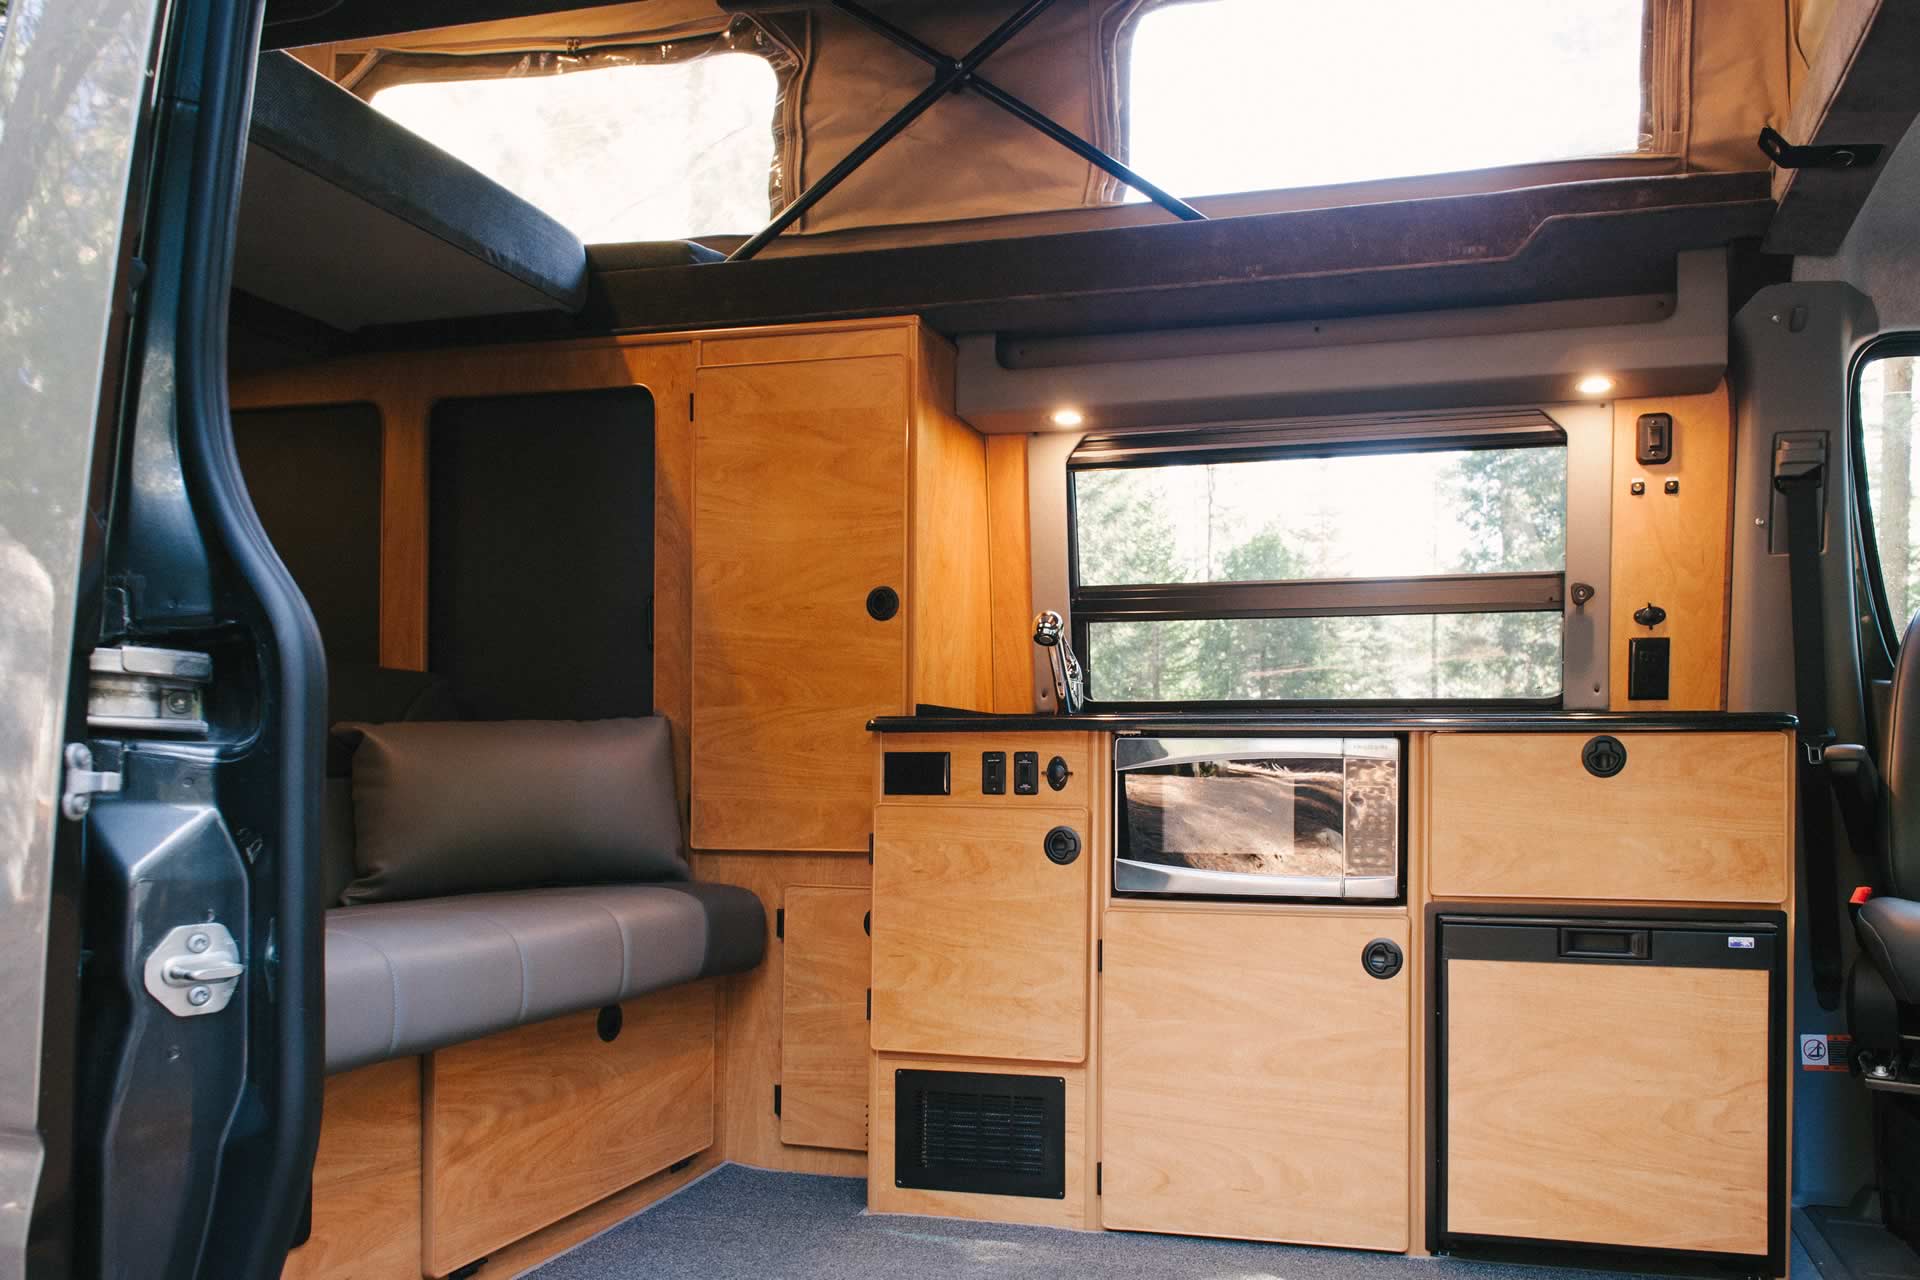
727,0 -> 1203,261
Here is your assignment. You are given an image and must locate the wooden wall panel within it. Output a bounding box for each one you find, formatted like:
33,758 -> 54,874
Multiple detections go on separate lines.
1609,384 -> 1735,710
780,885 -> 872,1152
985,434 -> 1036,713
231,336 -> 700,814
908,330 -> 994,714
1427,731 -> 1793,904
691,850 -> 870,1177
423,984 -> 716,1277
690,355 -> 909,852
282,1058 -> 422,1280
871,802 -> 1090,1062
1100,908 -> 1411,1251
1446,959 -> 1771,1255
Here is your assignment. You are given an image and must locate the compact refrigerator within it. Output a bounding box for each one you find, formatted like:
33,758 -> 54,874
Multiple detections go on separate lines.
1433,913 -> 1784,1272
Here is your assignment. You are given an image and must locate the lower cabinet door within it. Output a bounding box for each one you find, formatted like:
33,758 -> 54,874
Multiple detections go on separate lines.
1100,910 -> 1411,1250
871,803 -> 1090,1062
780,885 -> 872,1152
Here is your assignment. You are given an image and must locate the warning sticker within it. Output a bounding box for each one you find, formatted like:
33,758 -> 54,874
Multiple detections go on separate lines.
1800,1033 -> 1853,1072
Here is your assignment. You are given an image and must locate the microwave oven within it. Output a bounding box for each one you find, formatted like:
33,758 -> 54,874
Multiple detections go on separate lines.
1113,736 -> 1402,900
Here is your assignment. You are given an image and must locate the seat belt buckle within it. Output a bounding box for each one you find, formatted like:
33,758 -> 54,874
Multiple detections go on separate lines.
1851,885 -> 1875,907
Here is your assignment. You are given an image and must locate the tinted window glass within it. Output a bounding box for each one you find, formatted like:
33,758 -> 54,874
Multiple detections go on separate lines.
1860,350 -> 1920,632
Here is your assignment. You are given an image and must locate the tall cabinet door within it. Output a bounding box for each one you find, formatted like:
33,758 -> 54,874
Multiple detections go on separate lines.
1101,910 -> 1411,1250
692,356 -> 908,851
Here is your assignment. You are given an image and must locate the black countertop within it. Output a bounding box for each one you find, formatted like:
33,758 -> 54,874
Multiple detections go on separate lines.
869,707 -> 1798,734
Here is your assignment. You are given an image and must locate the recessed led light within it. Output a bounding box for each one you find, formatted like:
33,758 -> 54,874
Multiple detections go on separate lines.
1576,375 -> 1615,396
1050,408 -> 1085,428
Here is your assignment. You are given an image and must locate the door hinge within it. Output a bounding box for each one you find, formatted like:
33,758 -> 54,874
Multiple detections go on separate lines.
61,743 -> 123,820
1096,939 -> 1103,973
773,1084 -> 782,1116
865,988 -> 871,1021
1096,1162 -> 1102,1195
776,908 -> 785,940
688,391 -> 695,420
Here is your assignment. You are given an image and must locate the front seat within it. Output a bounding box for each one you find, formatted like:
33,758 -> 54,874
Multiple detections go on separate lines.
1848,609 -> 1920,1083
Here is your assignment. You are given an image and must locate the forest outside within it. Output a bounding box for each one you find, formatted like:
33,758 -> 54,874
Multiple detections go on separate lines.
1861,352 -> 1920,632
1074,445 -> 1565,701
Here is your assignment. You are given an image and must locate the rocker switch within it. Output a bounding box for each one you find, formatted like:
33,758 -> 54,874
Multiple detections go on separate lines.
1628,637 -> 1671,701
982,751 -> 1006,796
1637,412 -> 1673,465
1013,752 -> 1039,795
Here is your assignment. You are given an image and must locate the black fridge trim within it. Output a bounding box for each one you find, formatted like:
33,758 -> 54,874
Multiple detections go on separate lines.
1425,903 -> 1789,1277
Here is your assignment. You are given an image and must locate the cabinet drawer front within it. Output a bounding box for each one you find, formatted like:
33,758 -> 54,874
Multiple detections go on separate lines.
871,804 -> 1089,1062
1101,910 -> 1411,1251
423,985 -> 715,1275
1428,732 -> 1791,903
1445,957 -> 1772,1256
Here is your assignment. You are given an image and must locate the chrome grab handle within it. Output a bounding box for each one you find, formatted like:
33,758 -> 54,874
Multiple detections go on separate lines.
1032,610 -> 1085,714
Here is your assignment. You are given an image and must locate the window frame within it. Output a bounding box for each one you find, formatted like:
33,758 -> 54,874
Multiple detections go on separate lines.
1098,0 -> 1687,206
1848,334 -> 1920,670
1065,429 -> 1571,710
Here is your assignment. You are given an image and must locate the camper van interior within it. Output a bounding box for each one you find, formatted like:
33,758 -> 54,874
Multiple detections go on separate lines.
20,0 -> 1920,1277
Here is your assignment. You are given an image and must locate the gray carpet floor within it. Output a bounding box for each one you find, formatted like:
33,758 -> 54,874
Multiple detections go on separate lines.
523,1163 -> 1813,1279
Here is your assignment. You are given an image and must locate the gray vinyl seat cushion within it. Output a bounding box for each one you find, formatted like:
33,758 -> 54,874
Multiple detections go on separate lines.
324,880 -> 764,1072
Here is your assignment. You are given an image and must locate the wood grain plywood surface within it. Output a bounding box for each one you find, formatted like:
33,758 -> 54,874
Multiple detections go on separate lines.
908,329 -> 994,714
985,434 -> 1036,713
781,884 -> 873,1152
1428,731 -> 1792,903
872,803 -> 1090,1062
282,1058 -> 422,1280
423,985 -> 716,1276
1609,385 -> 1735,711
1100,909 -> 1411,1250
691,355 -> 909,851
1445,958 -> 1771,1255
691,850 -> 870,1178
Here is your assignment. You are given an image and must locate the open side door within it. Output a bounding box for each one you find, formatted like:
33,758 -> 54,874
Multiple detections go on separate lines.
23,0 -> 328,1275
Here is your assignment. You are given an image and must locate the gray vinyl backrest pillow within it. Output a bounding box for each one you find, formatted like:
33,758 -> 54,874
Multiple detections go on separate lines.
335,716 -> 687,905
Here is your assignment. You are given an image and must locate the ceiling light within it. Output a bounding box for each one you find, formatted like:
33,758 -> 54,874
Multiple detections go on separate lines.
1050,408 -> 1085,428
1575,374 -> 1615,396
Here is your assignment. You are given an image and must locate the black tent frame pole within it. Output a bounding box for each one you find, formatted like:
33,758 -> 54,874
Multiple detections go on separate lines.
832,0 -> 1204,224
727,0 -> 1204,262
727,0 -> 1062,261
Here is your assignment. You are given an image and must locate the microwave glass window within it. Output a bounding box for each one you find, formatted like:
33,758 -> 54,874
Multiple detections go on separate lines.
1122,758 -> 1349,878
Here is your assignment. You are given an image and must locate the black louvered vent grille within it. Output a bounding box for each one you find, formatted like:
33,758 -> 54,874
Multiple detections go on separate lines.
894,1070 -> 1065,1199
918,1089 -> 1049,1177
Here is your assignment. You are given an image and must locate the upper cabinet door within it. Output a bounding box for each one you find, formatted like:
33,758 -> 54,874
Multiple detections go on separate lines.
692,356 -> 910,851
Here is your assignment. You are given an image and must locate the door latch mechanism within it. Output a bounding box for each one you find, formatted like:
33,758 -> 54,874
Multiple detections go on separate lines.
144,922 -> 245,1016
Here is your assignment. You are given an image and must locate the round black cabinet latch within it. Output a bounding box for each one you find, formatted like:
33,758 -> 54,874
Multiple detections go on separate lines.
1582,734 -> 1628,778
866,586 -> 900,621
596,1004 -> 624,1043
1361,938 -> 1403,981
1043,826 -> 1082,865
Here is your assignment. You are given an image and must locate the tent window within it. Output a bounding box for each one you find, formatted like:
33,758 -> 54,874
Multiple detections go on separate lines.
1069,420 -> 1568,703
362,20 -> 796,244
1120,0 -> 1661,201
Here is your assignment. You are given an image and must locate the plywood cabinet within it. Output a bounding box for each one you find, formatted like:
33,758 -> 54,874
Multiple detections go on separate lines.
690,324 -> 992,852
1426,731 -> 1793,903
1100,909 -> 1411,1251
780,884 -> 872,1152
871,802 -> 1091,1062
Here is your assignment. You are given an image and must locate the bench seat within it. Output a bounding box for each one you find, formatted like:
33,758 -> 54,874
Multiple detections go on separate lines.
324,880 -> 763,1072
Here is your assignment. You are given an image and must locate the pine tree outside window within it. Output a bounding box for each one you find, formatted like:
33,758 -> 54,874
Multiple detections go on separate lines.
1069,416 -> 1568,703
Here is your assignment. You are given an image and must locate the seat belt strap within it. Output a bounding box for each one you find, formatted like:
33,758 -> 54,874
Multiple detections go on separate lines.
1777,461 -> 1845,1010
